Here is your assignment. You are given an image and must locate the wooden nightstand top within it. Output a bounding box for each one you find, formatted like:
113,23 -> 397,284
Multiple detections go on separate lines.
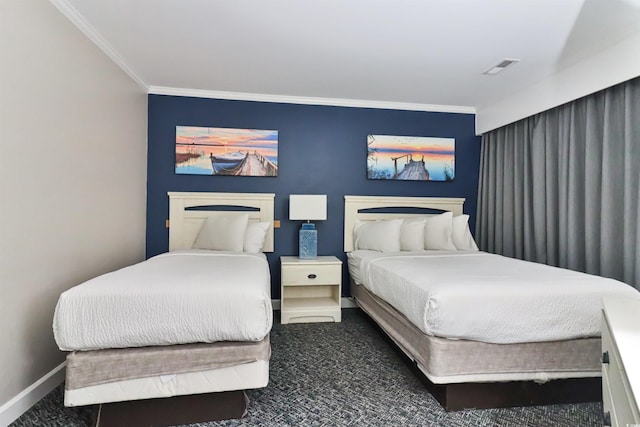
280,256 -> 341,265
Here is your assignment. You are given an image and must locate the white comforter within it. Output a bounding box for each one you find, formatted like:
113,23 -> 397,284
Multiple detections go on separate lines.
349,250 -> 639,344
53,250 -> 273,351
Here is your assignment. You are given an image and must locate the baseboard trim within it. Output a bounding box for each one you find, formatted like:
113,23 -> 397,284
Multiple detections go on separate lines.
271,297 -> 357,311
0,361 -> 66,427
341,297 -> 358,308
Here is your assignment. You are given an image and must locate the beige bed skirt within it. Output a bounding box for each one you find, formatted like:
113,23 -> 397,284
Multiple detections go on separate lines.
351,281 -> 602,384
66,336 -> 271,390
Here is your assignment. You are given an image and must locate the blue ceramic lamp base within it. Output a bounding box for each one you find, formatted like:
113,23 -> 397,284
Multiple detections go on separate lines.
299,223 -> 317,259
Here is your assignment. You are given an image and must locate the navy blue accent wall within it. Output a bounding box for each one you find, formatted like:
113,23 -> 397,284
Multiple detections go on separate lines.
147,95 -> 481,297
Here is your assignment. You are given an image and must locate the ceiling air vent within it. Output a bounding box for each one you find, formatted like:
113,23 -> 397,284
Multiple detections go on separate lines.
483,58 -> 520,75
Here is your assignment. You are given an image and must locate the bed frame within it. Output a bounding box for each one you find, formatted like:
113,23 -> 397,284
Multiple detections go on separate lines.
343,195 -> 464,252
65,192 -> 276,426
168,191 -> 275,252
344,195 -> 602,411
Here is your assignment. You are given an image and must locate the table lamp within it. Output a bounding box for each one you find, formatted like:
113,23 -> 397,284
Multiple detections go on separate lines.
289,195 -> 327,259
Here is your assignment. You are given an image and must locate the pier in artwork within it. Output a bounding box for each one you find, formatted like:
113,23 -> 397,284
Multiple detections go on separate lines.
392,154 -> 430,180
367,134 -> 455,181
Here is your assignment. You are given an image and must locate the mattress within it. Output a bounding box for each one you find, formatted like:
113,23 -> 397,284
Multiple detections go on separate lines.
348,250 -> 639,344
64,338 -> 271,406
54,250 -> 273,351
352,280 -> 601,384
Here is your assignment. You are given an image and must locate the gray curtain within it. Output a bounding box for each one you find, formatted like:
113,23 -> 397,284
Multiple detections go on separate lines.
477,77 -> 640,289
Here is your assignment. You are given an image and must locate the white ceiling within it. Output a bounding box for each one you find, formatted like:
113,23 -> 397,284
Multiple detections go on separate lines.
55,0 -> 640,118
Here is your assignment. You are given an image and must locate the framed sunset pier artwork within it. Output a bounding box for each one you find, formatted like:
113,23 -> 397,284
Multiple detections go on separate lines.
367,134 -> 455,181
175,126 -> 278,176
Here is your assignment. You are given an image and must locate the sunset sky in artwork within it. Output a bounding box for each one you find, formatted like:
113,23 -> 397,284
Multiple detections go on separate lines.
176,126 -> 278,150
368,135 -> 455,155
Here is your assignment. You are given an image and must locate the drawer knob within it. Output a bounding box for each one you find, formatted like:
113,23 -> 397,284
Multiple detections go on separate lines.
602,351 -> 609,364
603,410 -> 611,426
307,274 -> 317,279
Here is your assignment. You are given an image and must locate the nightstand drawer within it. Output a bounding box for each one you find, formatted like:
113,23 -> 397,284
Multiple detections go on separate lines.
281,264 -> 341,286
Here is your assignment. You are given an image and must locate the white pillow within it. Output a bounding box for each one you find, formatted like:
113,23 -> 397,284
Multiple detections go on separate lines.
354,219 -> 403,252
244,221 -> 270,253
192,213 -> 249,251
424,212 -> 457,250
400,217 -> 426,251
452,214 -> 479,251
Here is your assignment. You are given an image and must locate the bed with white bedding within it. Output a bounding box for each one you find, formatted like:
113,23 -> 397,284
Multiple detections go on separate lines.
54,250 -> 271,351
53,192 -> 275,424
344,195 -> 640,410
349,250 -> 636,344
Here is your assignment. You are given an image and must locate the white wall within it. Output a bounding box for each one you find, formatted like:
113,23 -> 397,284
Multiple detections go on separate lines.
0,0 -> 147,417
475,31 -> 640,134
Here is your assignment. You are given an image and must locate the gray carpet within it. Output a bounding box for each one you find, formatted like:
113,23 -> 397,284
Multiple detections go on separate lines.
11,309 -> 603,426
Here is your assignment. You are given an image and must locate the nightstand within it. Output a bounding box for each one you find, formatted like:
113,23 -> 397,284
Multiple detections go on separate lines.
280,256 -> 342,324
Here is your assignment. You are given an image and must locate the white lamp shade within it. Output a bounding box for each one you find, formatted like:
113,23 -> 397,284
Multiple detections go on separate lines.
289,195 -> 327,221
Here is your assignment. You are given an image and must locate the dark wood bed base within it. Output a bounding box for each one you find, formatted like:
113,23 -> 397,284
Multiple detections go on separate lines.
93,390 -> 247,427
359,310 -> 602,411
425,376 -> 602,411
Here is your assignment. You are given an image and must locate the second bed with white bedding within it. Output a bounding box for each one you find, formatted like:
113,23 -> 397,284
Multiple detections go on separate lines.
54,250 -> 273,351
349,250 -> 638,344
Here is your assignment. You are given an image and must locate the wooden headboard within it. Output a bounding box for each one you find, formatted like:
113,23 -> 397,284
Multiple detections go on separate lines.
343,195 -> 465,252
168,192 -> 275,252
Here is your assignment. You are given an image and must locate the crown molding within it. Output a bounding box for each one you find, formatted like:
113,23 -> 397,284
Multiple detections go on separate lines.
148,86 -> 476,115
48,1 -> 475,115
49,0 -> 148,91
